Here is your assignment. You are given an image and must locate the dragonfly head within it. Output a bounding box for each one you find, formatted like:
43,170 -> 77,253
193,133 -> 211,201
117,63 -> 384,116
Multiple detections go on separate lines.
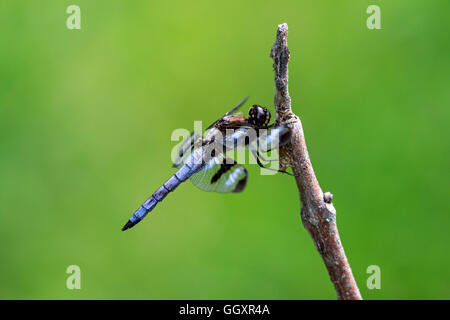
248,105 -> 271,127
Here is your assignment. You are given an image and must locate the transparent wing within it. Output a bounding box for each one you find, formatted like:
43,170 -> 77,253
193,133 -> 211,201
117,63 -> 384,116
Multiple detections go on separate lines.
172,131 -> 202,168
172,96 -> 249,168
189,155 -> 248,193
205,95 -> 249,130
257,125 -> 292,152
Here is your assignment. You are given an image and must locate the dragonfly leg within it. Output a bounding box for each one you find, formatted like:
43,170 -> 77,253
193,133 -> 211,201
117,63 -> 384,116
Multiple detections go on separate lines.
250,148 -> 297,177
254,139 -> 275,163
249,140 -> 274,163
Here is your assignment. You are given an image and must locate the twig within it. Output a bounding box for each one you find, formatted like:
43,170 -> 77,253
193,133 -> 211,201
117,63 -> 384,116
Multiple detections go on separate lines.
270,23 -> 362,300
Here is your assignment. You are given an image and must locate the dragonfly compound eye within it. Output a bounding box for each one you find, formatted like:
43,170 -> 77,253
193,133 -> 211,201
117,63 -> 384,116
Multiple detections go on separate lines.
249,105 -> 271,127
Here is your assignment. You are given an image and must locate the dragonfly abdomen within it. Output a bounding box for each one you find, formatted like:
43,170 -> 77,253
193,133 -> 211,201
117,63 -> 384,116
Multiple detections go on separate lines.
121,155 -> 203,231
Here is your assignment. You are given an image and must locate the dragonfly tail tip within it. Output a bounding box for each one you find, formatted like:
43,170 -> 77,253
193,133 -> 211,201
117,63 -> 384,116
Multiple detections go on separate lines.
121,220 -> 134,231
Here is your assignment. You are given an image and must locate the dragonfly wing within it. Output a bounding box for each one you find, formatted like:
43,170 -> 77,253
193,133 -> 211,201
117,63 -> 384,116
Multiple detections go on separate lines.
189,156 -> 248,193
206,96 -> 249,130
258,125 -> 292,152
172,130 -> 203,168
173,97 -> 249,168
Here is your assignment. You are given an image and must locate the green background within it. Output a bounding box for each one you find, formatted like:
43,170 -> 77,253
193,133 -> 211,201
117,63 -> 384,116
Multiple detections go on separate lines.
0,0 -> 449,299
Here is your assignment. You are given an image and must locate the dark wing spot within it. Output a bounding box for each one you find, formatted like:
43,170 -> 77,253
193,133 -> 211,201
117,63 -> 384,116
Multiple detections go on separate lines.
232,169 -> 248,193
211,163 -> 235,184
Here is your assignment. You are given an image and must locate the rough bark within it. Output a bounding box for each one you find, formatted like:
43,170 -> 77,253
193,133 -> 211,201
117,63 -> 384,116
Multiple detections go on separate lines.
270,23 -> 362,300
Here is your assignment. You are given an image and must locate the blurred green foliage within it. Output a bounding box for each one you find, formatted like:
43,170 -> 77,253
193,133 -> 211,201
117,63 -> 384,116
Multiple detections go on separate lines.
0,0 -> 449,299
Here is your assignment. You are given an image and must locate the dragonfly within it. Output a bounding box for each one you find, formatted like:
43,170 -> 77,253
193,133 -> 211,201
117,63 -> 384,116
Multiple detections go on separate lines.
121,97 -> 293,231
